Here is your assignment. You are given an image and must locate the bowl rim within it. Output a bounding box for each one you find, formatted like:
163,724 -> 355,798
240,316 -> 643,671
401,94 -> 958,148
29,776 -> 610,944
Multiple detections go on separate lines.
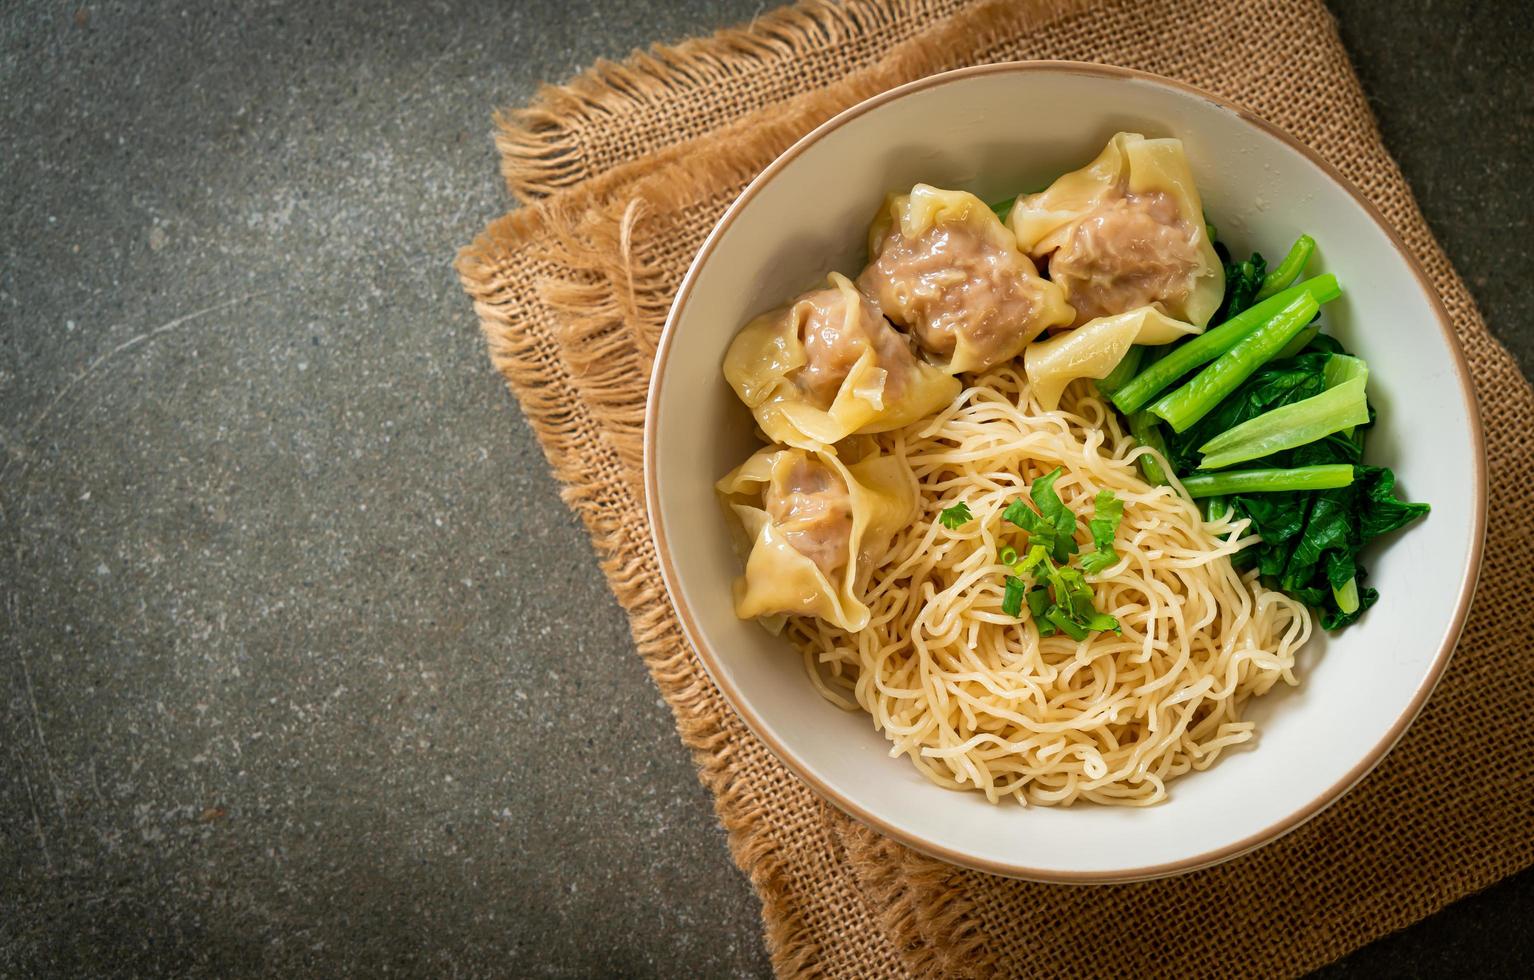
643,60 -> 1486,882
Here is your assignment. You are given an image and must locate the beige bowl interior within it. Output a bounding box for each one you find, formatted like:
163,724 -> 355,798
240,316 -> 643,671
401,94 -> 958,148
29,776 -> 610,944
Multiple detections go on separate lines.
646,64 -> 1482,881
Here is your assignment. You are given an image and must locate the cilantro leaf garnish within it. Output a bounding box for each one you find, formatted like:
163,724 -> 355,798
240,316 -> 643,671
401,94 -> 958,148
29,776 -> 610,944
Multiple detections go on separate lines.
937,501 -> 973,530
1002,467 -> 1079,563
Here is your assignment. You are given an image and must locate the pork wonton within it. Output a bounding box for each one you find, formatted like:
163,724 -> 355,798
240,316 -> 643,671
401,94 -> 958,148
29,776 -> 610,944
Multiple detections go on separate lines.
723,272 -> 960,449
1009,132 -> 1225,328
716,444 -> 915,632
859,185 -> 1074,374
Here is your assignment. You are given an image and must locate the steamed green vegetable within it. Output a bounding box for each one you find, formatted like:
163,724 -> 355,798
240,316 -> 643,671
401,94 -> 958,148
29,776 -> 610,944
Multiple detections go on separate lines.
1255,235 -> 1317,301
1151,329 -> 1429,630
1149,292 -> 1320,432
1216,252 -> 1267,323
1160,337 -> 1350,474
1102,232 -> 1425,631
1231,465 -> 1429,629
1275,321 -> 1322,360
1179,464 -> 1354,498
1332,575 -> 1361,615
1110,274 -> 1341,414
1127,410 -> 1172,486
1197,356 -> 1369,469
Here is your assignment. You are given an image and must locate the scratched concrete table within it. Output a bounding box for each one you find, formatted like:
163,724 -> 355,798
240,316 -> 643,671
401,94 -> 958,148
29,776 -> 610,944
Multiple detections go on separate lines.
2,1 -> 1530,975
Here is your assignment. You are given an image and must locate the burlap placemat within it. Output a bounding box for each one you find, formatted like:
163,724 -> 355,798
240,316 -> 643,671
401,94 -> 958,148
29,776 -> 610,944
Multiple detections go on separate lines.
459,1 -> 1534,975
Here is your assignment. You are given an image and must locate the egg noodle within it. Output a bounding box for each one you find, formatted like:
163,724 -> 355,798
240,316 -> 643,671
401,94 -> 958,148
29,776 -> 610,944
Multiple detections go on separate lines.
786,368 -> 1312,806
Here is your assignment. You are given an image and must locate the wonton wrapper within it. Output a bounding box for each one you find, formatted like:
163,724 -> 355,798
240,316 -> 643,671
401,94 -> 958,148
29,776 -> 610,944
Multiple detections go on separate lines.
1009,133 -> 1225,328
716,444 -> 915,633
723,272 -> 959,450
859,185 -> 1074,374
1023,305 -> 1200,411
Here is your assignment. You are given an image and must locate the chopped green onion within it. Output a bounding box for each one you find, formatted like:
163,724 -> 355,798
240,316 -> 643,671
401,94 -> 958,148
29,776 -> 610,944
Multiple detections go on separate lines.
998,545 -> 1019,566
1149,292 -> 1320,433
1255,235 -> 1317,301
1018,544 -> 1049,576
1110,274 -> 1341,414
1045,607 -> 1090,641
1002,467 -> 1079,564
1001,575 -> 1027,617
938,501 -> 973,530
1179,464 -> 1355,498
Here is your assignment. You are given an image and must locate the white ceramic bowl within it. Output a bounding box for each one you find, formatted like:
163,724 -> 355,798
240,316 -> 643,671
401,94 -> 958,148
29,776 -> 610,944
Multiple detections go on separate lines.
645,63 -> 1484,882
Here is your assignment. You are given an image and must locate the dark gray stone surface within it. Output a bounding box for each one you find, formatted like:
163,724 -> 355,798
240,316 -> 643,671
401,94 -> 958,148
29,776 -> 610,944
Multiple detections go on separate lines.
0,1 -> 1527,977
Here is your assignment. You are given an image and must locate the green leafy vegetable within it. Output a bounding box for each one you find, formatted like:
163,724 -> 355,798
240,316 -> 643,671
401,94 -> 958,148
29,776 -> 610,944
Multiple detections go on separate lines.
988,196 -> 1016,223
1118,245 -> 1426,631
1228,465 -> 1428,629
1150,291 -> 1321,433
1156,333 -> 1427,629
1110,274 -> 1342,414
1197,356 -> 1370,469
1215,251 -> 1267,322
1180,464 -> 1354,498
1201,495 -> 1231,522
1255,235 -> 1316,301
1079,490 -> 1125,574
1160,337 -> 1349,473
938,501 -> 973,530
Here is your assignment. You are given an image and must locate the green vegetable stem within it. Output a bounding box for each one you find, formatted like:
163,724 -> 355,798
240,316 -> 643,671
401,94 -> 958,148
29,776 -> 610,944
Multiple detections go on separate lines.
1179,464 -> 1355,498
1255,235 -> 1317,301
1110,274 -> 1341,414
1127,410 -> 1173,486
1095,345 -> 1145,398
1149,292 -> 1321,433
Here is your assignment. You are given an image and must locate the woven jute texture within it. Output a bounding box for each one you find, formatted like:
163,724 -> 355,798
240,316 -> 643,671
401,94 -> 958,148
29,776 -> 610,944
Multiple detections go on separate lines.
459,1 -> 1534,976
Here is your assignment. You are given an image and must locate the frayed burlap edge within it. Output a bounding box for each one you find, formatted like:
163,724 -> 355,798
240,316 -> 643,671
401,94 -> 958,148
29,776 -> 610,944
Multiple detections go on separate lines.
493,0 -> 960,202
